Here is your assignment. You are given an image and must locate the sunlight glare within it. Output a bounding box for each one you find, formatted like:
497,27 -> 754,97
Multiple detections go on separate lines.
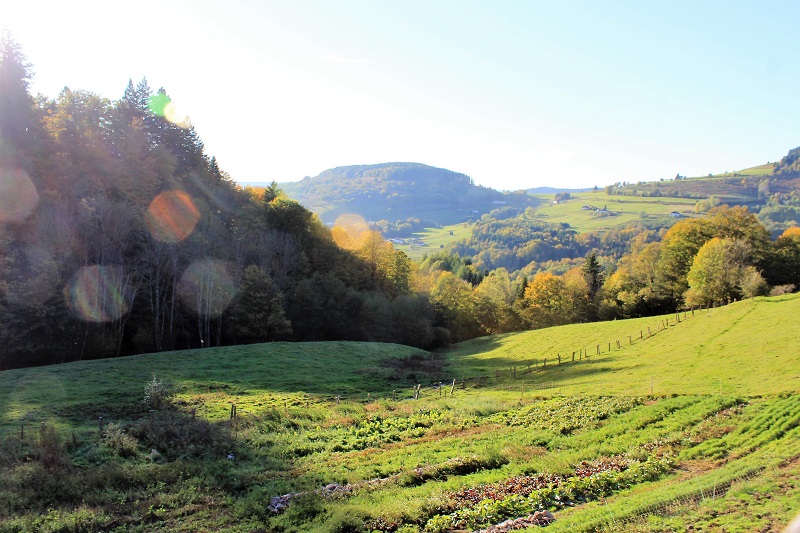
0,167 -> 39,224
145,191 -> 201,243
331,214 -> 369,250
66,265 -> 132,322
177,260 -> 237,318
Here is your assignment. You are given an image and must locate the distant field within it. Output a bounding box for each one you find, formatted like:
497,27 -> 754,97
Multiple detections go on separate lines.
530,191 -> 698,231
394,223 -> 474,260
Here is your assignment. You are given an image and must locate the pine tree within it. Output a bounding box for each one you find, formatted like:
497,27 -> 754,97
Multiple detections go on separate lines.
0,31 -> 39,165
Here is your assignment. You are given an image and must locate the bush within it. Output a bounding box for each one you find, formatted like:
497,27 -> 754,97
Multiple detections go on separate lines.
102,423 -> 138,458
36,424 -> 68,470
770,284 -> 795,296
131,413 -> 232,460
143,374 -> 176,410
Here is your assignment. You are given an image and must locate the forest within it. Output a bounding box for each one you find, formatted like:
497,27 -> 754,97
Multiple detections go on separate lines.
1,32 -> 799,371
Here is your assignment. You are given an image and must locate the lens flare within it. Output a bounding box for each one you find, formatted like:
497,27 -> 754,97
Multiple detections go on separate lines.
164,102 -> 191,129
66,265 -> 132,322
4,247 -> 60,309
147,92 -> 171,116
148,93 -> 190,129
0,167 -> 39,223
332,214 -> 370,250
177,260 -> 237,318
145,191 -> 201,243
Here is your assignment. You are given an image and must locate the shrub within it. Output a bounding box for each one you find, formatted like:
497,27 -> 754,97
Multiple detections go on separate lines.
770,284 -> 795,296
102,423 -> 139,458
143,374 -> 177,410
36,424 -> 68,470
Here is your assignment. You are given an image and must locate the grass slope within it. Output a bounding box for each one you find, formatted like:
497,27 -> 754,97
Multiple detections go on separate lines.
0,342 -> 426,432
0,294 -> 798,532
447,293 -> 800,396
530,192 -> 698,232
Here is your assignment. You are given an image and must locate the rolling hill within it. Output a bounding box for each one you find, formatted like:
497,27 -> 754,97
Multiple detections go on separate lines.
1,294 -> 798,531
280,162 -> 537,225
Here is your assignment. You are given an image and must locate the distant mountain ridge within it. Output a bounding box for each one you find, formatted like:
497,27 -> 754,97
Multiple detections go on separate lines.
279,162 -> 536,225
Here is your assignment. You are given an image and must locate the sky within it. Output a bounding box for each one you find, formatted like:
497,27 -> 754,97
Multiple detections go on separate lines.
3,0 -> 800,190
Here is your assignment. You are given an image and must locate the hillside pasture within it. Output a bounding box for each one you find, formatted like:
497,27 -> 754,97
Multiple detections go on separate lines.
0,295 -> 798,531
394,223 -> 474,260
529,192 -> 698,232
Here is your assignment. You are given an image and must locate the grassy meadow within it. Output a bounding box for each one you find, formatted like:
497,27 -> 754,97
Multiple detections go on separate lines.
0,294 -> 798,532
529,193 -> 699,232
394,223 -> 474,260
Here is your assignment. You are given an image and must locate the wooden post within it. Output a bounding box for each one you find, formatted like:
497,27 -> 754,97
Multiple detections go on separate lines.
439,382 -> 442,397
513,367 -> 517,379
98,416 -> 103,433
572,351 -> 575,362
608,342 -> 611,352
462,377 -> 466,389
392,390 -> 396,401
640,330 -> 643,340
336,396 -> 340,405
451,379 -> 456,396
367,393 -> 371,402
597,344 -> 600,355
544,357 -> 547,367
628,335 -> 632,345
558,354 -> 561,364
616,340 -> 620,349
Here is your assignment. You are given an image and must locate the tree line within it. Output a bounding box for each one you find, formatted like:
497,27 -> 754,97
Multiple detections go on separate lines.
1,33 -> 798,370
0,34 -> 437,369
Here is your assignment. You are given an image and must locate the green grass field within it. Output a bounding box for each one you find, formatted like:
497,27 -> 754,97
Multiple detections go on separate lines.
0,294 -> 798,532
530,192 -> 699,232
394,223 -> 474,260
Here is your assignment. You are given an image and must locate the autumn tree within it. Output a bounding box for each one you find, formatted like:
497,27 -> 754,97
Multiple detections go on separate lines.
655,218 -> 714,306
473,268 -> 516,334
429,271 -> 481,342
0,31 -> 40,166
768,227 -> 800,287
519,272 -> 572,330
684,238 -> 763,306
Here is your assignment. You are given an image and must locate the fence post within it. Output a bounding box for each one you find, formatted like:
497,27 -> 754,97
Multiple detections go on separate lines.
392,390 -> 396,401
597,344 -> 600,355
451,379 -> 456,396
558,354 -> 561,364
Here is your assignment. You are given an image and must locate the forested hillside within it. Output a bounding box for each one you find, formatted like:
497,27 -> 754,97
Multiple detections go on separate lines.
281,162 -> 537,227
602,148 -> 800,236
0,35 -> 435,369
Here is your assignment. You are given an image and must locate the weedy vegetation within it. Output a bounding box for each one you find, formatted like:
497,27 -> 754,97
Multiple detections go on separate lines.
0,295 -> 798,532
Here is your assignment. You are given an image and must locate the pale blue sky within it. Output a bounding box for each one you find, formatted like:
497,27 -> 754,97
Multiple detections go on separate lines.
4,1 -> 799,189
